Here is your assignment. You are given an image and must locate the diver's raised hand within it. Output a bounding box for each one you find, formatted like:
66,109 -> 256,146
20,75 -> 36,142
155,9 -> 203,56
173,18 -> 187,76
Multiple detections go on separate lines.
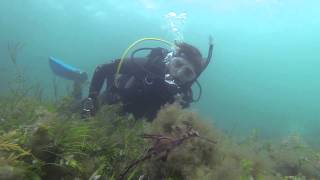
208,35 -> 213,45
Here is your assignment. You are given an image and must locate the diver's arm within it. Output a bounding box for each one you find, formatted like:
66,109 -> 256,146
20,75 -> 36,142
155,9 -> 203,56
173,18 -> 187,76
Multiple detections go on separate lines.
88,58 -> 144,101
81,61 -> 118,118
88,62 -> 117,100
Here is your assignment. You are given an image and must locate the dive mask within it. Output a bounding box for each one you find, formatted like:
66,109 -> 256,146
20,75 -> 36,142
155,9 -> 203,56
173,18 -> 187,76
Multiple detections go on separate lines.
164,52 -> 197,86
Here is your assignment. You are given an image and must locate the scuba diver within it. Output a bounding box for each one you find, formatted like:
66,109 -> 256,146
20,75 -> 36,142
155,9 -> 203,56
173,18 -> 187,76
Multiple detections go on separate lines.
81,37 -> 214,120
48,37 -> 213,120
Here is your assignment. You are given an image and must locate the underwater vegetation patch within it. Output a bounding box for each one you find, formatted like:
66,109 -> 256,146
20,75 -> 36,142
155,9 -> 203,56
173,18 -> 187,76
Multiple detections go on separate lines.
1,95 -> 320,180
1,56 -> 320,180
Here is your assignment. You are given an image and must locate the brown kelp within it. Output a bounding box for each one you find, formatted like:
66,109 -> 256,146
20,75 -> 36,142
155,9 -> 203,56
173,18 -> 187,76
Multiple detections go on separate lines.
118,122 -> 216,180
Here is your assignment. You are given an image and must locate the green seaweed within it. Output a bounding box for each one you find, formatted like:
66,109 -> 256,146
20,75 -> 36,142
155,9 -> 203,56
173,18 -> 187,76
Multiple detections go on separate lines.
1,71 -> 320,179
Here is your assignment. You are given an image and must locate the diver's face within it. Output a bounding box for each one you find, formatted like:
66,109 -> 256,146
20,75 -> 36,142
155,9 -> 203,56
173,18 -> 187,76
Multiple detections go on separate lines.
168,57 -> 197,84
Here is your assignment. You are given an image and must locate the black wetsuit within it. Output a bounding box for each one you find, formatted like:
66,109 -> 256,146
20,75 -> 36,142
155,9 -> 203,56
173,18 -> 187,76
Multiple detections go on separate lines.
88,48 -> 193,120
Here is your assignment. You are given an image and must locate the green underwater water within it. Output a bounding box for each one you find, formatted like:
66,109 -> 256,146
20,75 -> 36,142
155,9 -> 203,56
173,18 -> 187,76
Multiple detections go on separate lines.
1,0 -> 320,145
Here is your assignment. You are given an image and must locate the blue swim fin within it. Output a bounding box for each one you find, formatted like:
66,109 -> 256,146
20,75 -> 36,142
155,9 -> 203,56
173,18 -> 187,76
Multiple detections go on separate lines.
49,57 -> 88,83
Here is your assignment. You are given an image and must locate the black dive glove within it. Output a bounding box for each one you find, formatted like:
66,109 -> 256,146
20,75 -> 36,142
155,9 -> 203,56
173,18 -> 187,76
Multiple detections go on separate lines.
81,97 -> 96,118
